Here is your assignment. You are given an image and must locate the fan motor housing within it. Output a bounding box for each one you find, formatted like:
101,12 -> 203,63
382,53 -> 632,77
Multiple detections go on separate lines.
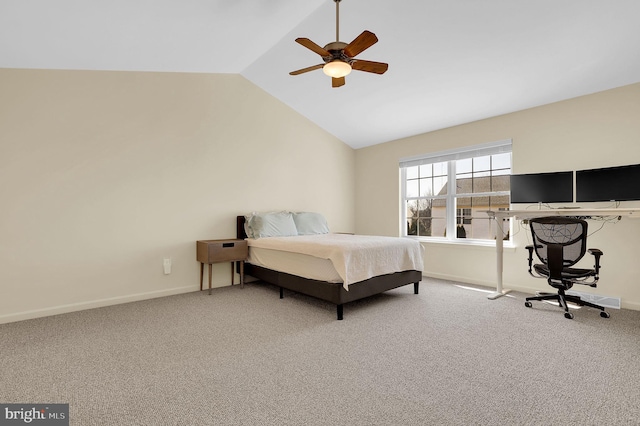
324,41 -> 347,51
323,42 -> 351,63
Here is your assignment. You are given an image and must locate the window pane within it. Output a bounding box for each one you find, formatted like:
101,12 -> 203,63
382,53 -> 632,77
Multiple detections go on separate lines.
430,202 -> 447,237
419,164 -> 432,178
456,175 -> 472,194
461,199 -> 484,238
406,200 -> 418,218
418,218 -> 431,236
492,153 -> 511,171
456,158 -> 472,174
408,198 -> 435,235
419,177 -> 433,196
450,196 -> 503,238
406,180 -> 419,198
426,218 -> 446,237
433,161 -> 447,176
457,197 -> 471,208
432,201 -> 447,217
474,176 -> 491,193
467,217 -> 490,239
490,175 -> 510,193
474,155 -> 491,172
417,198 -> 432,217
407,218 -> 418,236
406,166 -> 418,179
433,176 -> 447,196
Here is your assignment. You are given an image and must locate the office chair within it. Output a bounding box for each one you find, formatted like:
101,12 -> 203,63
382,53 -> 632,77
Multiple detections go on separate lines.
524,216 -> 610,319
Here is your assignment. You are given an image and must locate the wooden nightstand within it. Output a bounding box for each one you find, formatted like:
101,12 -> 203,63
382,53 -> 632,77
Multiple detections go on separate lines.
196,239 -> 248,295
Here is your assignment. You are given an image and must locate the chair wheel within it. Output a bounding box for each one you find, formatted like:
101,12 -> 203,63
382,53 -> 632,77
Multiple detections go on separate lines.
600,311 -> 610,318
564,312 -> 574,319
524,301 -> 532,308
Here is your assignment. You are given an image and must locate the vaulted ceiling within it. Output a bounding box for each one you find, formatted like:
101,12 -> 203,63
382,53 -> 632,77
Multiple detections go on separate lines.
2,0 -> 639,149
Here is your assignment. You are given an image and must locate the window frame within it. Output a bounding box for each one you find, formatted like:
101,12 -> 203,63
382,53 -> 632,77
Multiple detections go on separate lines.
400,140 -> 512,242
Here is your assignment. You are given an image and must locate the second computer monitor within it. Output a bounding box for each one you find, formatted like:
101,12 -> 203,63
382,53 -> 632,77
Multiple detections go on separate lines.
510,171 -> 574,204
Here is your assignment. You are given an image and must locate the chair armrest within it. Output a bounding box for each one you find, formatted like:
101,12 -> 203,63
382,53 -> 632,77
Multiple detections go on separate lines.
588,248 -> 603,273
525,245 -> 535,273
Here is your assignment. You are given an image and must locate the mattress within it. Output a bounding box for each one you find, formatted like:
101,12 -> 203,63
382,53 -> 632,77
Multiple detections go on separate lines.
247,233 -> 424,290
248,246 -> 342,283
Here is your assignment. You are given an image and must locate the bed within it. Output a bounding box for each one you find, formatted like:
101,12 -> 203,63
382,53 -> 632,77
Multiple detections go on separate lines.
236,212 -> 423,320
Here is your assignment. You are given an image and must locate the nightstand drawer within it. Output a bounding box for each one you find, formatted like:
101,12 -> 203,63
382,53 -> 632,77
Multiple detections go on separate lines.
197,239 -> 248,263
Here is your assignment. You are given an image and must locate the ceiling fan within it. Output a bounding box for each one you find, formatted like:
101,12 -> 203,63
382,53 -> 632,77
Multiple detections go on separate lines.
289,0 -> 388,88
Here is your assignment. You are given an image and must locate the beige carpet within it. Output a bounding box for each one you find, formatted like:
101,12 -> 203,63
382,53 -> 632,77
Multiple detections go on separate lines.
1,278 -> 639,425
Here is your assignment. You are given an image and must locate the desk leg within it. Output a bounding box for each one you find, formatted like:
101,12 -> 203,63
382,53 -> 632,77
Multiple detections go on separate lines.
240,261 -> 244,289
488,217 -> 512,300
208,264 -> 213,295
200,263 -> 204,291
231,262 -> 234,286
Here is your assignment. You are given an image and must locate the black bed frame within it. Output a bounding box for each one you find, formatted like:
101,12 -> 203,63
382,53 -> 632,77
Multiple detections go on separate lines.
237,216 -> 421,320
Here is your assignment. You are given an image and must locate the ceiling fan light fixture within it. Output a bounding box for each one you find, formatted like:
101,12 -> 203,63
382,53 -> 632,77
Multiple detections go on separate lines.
323,60 -> 352,78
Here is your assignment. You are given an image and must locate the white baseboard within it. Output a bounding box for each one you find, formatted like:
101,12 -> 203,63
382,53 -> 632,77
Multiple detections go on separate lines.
620,300 -> 640,310
0,285 -> 196,325
422,272 -> 497,289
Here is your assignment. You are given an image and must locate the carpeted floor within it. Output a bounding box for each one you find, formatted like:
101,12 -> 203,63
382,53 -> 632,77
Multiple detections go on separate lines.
1,278 -> 639,425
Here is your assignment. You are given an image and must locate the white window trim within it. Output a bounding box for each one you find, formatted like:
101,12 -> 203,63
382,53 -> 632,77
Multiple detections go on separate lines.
399,139 -> 512,168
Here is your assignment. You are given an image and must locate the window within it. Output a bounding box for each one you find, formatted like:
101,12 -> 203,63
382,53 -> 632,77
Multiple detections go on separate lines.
401,140 -> 512,241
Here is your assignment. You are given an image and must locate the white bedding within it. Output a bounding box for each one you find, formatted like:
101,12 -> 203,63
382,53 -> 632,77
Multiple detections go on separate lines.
247,234 -> 424,290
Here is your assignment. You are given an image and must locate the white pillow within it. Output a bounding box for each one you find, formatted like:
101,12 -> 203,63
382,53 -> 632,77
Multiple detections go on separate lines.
247,211 -> 298,239
293,212 -> 330,235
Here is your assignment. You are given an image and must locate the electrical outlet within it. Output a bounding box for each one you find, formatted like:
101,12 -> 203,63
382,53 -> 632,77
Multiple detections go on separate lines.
163,258 -> 172,275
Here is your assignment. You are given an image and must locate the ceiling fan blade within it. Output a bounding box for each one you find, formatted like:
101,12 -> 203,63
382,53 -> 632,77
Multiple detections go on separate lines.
295,38 -> 330,57
290,64 -> 324,76
351,60 -> 388,75
332,76 -> 345,88
343,30 -> 378,58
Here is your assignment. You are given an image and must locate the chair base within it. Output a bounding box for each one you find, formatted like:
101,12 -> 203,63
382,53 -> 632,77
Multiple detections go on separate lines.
525,290 -> 610,319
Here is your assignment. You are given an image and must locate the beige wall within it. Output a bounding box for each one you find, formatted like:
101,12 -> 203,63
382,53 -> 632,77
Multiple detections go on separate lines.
355,83 -> 640,310
3,69 -> 639,322
0,69 -> 355,323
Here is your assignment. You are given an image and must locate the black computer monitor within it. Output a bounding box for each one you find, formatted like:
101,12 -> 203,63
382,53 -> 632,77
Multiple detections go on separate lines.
510,171 -> 574,204
576,164 -> 640,202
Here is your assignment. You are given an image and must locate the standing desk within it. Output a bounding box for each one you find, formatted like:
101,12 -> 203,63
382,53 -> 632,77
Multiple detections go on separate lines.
484,208 -> 640,299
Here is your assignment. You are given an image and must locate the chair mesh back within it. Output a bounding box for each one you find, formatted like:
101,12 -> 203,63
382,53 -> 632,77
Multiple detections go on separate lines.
530,217 -> 588,267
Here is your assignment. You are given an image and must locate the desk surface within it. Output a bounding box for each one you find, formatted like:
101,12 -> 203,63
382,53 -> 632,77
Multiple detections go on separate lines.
486,208 -> 640,220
